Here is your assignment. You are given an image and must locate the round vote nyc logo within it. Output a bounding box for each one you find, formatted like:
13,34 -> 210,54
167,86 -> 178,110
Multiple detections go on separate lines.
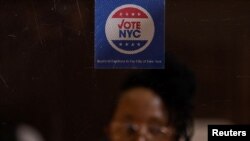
105,4 -> 155,55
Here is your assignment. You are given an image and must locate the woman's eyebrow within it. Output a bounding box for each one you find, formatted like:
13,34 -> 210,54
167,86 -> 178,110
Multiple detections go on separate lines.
123,115 -> 133,121
148,117 -> 167,125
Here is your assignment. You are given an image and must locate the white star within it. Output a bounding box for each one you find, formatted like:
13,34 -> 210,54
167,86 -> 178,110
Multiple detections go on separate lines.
126,13 -> 129,16
120,13 -> 123,16
137,43 -> 141,46
131,43 -> 134,46
119,43 -> 123,46
126,43 -> 129,46
138,13 -> 141,16
132,13 -> 135,16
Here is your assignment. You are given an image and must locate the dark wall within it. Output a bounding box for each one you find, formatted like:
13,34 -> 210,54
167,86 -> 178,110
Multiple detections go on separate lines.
0,0 -> 250,141
166,0 -> 250,123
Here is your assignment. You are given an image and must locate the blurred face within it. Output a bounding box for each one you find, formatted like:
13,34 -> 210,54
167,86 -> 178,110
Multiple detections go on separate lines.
108,87 -> 176,141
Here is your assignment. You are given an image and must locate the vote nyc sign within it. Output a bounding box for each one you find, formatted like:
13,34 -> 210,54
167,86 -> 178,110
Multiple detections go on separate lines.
95,0 -> 165,69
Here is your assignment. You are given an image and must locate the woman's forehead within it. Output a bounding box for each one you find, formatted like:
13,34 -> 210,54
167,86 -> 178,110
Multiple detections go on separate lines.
120,87 -> 160,102
113,87 -> 168,122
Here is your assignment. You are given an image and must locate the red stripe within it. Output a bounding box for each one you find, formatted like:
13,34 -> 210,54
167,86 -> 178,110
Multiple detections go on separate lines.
112,7 -> 148,18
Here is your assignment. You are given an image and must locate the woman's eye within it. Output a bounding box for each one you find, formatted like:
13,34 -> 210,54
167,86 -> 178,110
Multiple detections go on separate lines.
125,124 -> 137,135
149,125 -> 164,135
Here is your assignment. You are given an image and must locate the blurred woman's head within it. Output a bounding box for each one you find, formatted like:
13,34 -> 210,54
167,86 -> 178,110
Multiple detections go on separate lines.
107,58 -> 196,141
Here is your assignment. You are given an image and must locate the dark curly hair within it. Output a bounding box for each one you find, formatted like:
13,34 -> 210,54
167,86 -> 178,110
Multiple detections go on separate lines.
120,57 -> 196,141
